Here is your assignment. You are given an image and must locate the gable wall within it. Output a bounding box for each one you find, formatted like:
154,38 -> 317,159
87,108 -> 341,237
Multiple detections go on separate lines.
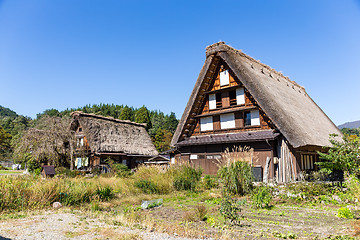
191,61 -> 274,136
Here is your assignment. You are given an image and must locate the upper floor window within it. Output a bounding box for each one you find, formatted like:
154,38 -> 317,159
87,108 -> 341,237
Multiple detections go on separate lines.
220,113 -> 235,129
245,110 -> 260,126
236,88 -> 245,105
220,70 -> 229,86
200,116 -> 213,131
209,93 -> 216,110
216,93 -> 222,108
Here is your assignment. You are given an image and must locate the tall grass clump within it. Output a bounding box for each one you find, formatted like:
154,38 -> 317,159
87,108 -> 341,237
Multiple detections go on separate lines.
217,146 -> 255,195
173,164 -> 202,191
0,175 -> 116,212
133,165 -> 173,194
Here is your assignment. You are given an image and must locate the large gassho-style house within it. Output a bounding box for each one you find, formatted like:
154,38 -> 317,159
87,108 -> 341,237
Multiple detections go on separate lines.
71,111 -> 158,170
171,42 -> 342,182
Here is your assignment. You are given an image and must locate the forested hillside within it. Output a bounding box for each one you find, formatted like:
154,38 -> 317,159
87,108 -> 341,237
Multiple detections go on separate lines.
0,104 -> 178,161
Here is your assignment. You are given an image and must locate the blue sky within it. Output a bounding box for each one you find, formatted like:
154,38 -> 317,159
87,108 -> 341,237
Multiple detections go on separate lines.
0,0 -> 359,125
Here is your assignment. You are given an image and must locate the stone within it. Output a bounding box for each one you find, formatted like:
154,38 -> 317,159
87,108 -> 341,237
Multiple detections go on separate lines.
53,202 -> 62,209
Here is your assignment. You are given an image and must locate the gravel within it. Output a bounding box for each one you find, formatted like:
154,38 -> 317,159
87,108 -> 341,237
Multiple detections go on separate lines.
0,211 -> 202,240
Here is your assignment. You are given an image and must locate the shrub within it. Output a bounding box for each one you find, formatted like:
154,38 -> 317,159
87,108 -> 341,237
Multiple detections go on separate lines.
217,147 -> 254,195
202,175 -> 218,190
95,186 -> 113,201
220,195 -> 242,225
134,179 -> 159,194
173,165 -> 202,191
251,185 -> 272,209
183,204 -> 208,222
337,207 -> 354,219
112,163 -> 133,178
346,175 -> 360,203
27,158 -> 40,173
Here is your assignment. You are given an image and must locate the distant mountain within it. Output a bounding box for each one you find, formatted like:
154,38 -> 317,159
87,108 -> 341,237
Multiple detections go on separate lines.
338,120 -> 360,129
0,105 -> 18,118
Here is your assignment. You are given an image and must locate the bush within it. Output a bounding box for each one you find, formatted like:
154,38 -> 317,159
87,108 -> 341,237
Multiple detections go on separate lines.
202,175 -> 218,190
112,163 -> 133,178
183,204 -> 208,222
27,158 -> 40,173
95,186 -> 113,201
220,195 -> 242,225
134,179 -> 159,194
173,165 -> 202,191
252,185 -> 272,209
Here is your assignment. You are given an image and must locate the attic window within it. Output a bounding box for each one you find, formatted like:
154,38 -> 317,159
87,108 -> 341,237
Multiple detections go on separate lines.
216,93 -> 222,108
209,94 -> 216,110
220,113 -> 235,129
220,70 -> 229,86
236,88 -> 245,105
79,128 -> 82,132
229,90 -> 237,106
200,116 -> 213,131
244,110 -> 260,126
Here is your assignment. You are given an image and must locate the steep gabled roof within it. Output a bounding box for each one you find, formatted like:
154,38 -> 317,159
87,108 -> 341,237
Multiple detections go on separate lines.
71,111 -> 158,156
172,42 -> 342,148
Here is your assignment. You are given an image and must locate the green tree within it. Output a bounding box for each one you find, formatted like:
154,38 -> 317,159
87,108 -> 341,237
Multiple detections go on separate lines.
317,134 -> 360,177
119,106 -> 134,121
164,112 -> 178,134
0,126 -> 11,160
135,106 -> 151,128
153,128 -> 172,152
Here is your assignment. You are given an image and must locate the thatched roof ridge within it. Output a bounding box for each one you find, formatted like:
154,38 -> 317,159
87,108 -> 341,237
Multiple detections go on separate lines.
71,111 -> 158,156
71,111 -> 147,127
172,42 -> 342,148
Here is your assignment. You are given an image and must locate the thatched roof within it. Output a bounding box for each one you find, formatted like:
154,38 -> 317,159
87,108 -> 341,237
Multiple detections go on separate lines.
172,42 -> 342,148
71,111 -> 158,156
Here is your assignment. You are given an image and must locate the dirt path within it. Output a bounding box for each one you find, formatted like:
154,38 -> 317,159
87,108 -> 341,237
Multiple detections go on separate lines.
0,210 -> 201,240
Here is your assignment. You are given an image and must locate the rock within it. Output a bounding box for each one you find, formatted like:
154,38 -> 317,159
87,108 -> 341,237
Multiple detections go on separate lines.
141,198 -> 163,209
332,195 -> 342,203
53,202 -> 62,209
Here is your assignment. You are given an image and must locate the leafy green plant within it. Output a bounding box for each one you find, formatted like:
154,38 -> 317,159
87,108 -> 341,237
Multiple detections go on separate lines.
251,185 -> 272,209
220,195 -> 242,225
202,174 -> 218,189
173,165 -> 202,191
134,179 -> 159,194
337,207 -> 354,219
95,186 -> 113,201
317,134 -> 360,178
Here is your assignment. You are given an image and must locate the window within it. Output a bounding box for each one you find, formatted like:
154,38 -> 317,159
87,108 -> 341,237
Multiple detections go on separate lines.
250,110 -> 260,125
229,90 -> 237,106
200,116 -> 213,131
220,113 -> 235,129
245,110 -> 260,126
244,111 -> 251,126
301,154 -> 315,170
209,94 -> 216,110
216,93 -> 222,108
220,70 -> 229,86
236,88 -> 245,105
79,127 -> 82,132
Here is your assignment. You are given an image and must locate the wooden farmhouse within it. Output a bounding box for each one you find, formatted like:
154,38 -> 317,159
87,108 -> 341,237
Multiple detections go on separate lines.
171,42 -> 342,182
70,111 -> 158,170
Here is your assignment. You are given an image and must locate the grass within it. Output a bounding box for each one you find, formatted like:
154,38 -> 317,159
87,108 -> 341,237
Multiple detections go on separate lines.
0,170 -> 22,174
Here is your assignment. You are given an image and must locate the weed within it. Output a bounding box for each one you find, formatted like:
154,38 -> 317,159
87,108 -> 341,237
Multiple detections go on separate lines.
173,165 -> 202,191
134,179 -> 159,194
95,186 -> 113,201
202,175 -> 218,190
220,195 -> 242,225
251,185 -> 272,209
337,207 -> 354,219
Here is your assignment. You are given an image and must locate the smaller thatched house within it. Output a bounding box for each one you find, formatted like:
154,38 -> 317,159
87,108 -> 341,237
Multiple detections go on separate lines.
70,111 -> 158,170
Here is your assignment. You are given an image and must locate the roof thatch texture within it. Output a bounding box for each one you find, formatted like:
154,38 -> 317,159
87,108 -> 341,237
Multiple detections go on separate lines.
71,112 -> 158,156
172,42 -> 342,148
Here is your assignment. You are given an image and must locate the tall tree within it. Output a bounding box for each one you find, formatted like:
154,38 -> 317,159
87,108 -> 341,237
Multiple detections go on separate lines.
135,106 -> 151,129
13,116 -> 75,168
0,126 -> 11,160
119,105 -> 133,121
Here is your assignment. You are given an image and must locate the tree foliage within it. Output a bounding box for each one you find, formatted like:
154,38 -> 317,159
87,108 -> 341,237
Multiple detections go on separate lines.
0,126 -> 11,160
317,134 -> 360,177
13,116 -> 75,168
